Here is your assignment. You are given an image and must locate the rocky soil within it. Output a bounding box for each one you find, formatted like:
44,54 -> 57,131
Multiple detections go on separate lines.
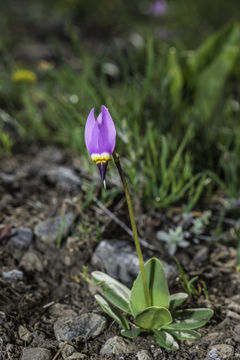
0,146 -> 240,360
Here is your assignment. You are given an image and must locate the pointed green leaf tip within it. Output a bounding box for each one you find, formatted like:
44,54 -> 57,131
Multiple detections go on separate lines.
130,258 -> 170,317
121,328 -> 144,339
92,271 -> 130,313
168,329 -> 201,341
164,308 -> 214,330
95,294 -> 129,330
154,330 -> 179,351
135,306 -> 172,330
169,293 -> 188,309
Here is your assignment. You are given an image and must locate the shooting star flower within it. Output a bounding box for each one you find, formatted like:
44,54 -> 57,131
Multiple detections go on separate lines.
85,105 -> 116,183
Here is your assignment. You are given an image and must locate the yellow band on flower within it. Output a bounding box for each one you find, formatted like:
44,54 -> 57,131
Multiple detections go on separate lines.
91,153 -> 111,164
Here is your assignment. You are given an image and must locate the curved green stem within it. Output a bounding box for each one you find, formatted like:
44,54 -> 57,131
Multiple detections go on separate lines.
113,151 -> 150,307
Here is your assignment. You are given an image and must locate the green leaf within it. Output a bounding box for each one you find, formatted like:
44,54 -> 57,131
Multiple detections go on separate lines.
95,294 -> 130,330
135,306 -> 172,330
170,293 -> 188,309
188,276 -> 199,289
187,22 -> 239,76
168,329 -> 201,341
92,271 -> 130,313
130,258 -> 170,317
154,330 -> 179,351
163,308 -> 214,330
167,47 -> 183,109
193,23 -> 240,119
121,328 -> 144,339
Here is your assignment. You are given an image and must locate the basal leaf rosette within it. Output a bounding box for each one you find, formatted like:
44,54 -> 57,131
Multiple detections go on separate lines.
91,257 -> 213,351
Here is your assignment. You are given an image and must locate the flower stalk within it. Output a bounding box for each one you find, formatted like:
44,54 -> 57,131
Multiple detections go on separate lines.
113,151 -> 150,308
84,105 -> 150,306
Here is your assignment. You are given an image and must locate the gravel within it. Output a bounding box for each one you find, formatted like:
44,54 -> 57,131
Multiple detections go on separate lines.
8,227 -> 33,250
2,269 -> 23,282
34,213 -> 75,244
21,347 -> 51,360
206,344 -> 234,360
54,313 -> 107,342
100,336 -> 136,356
20,252 -> 44,272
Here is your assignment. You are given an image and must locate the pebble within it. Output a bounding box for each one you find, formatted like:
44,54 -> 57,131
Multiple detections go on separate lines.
233,324 -> 240,341
194,246 -> 209,262
8,227 -> 33,250
16,43 -> 55,62
100,336 -> 136,356
61,344 -> 75,359
21,347 -> 51,360
20,161 -> 45,178
0,311 -> 7,326
2,269 -> 23,282
63,255 -> 72,266
231,273 -> 240,288
227,302 -> 240,313
6,343 -> 14,354
20,252 -> 44,272
30,331 -> 46,347
92,240 -> 177,284
0,172 -> 18,185
201,332 -> 225,345
226,310 -> 240,320
137,349 -> 153,360
232,294 -> 240,303
0,312 -> 14,335
54,313 -> 107,342
37,147 -> 63,164
150,345 -> 163,358
45,166 -> 81,190
205,348 -> 222,360
65,353 -> 87,360
49,303 -> 76,318
18,325 -> 32,343
206,344 -> 234,360
34,213 -> 75,244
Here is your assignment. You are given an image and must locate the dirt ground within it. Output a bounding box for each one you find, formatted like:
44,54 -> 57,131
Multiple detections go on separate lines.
0,146 -> 240,360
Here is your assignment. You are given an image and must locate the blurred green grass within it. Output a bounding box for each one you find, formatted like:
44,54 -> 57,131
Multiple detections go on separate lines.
1,0 -> 240,210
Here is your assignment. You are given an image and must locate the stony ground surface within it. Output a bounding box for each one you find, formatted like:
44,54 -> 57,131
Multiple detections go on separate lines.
0,146 -> 240,360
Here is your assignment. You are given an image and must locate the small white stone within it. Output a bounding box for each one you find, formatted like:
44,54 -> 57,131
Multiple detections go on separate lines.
66,353 -> 87,360
3,269 -> 23,282
226,310 -> 240,320
207,344 -> 234,360
21,348 -> 51,360
54,313 -> 107,342
137,349 -> 153,360
18,325 -> 32,343
100,336 -> 136,356
20,252 -> 44,272
61,344 -> 75,359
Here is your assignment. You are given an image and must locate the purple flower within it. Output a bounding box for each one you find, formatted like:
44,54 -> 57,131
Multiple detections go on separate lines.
148,0 -> 167,17
85,105 -> 116,181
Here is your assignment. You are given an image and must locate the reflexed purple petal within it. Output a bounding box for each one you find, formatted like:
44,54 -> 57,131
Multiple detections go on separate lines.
88,121 -> 101,154
85,105 -> 116,156
85,108 -> 96,154
100,105 -> 116,154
